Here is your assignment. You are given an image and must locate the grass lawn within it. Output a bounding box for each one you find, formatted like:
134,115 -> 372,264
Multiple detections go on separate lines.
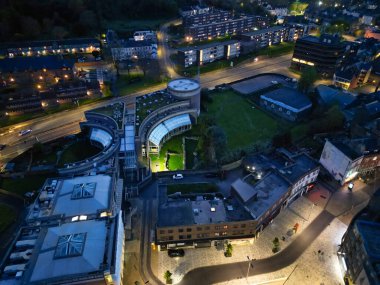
207,90 -> 279,150
258,42 -> 295,57
167,183 -> 218,195
185,138 -> 199,169
0,174 -> 51,196
0,205 -> 16,233
58,140 -> 101,167
116,74 -> 166,96
150,134 -> 184,172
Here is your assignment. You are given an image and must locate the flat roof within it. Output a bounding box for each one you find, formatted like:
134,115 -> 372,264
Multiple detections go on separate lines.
177,40 -> 239,52
167,78 -> 200,92
241,26 -> 287,37
192,200 -> 227,224
261,87 -> 312,112
30,220 -> 107,283
245,171 -> 290,219
157,201 -> 194,227
356,220 -> 380,261
280,153 -> 319,184
0,56 -> 75,73
52,175 -> 111,217
231,179 -> 257,203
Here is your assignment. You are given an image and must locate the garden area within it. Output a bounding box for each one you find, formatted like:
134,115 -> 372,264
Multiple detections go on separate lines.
92,102 -> 124,129
58,140 -> 101,167
0,174 -> 51,196
207,90 -> 279,151
150,135 -> 184,172
167,183 -> 218,195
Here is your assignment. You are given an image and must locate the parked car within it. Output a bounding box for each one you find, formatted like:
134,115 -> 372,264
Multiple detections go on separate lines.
271,80 -> 278,84
172,173 -> 184,180
18,129 -> 32,136
0,144 -> 6,150
168,249 -> 185,257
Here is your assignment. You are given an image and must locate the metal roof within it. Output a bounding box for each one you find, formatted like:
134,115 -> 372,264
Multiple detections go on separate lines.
90,128 -> 112,148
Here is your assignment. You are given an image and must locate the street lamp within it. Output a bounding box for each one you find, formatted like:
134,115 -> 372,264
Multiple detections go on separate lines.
348,182 -> 354,191
246,256 -> 256,280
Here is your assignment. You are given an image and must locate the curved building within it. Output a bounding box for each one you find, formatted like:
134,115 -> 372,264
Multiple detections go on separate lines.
136,78 -> 201,155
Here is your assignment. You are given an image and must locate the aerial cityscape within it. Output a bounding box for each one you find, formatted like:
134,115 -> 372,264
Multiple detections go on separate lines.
0,0 -> 379,284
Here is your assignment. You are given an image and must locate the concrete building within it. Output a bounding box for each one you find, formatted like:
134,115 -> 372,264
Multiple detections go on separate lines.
291,34 -> 347,78
177,40 -> 240,67
0,174 -> 124,285
111,40 -> 157,61
182,6 -> 268,42
260,87 -> 312,121
319,138 -> 380,185
156,196 -> 255,249
133,31 -> 156,41
136,78 -> 201,156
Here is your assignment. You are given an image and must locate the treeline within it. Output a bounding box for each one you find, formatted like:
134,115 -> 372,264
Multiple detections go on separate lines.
0,0 -> 195,42
0,0 -> 273,42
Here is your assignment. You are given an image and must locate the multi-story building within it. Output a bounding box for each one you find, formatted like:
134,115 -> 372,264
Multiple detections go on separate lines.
319,138 -> 380,185
4,92 -> 42,116
177,40 -> 240,67
1,38 -> 100,58
111,40 -> 157,61
291,34 -> 347,77
260,87 -> 312,121
133,31 -> 156,41
286,23 -> 309,41
338,192 -> 380,285
0,174 -> 125,285
156,195 -> 255,249
180,5 -> 211,17
239,26 -> 291,54
54,80 -> 89,103
182,6 -> 269,42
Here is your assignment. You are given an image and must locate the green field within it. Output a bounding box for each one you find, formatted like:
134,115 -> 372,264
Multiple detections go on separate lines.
208,91 -> 279,150
167,183 -> 218,195
58,140 -> 101,167
0,175 -> 51,196
0,205 -> 16,233
150,135 -> 184,172
185,138 -> 199,169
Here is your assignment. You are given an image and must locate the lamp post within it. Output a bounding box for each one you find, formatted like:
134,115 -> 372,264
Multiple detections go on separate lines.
246,256 -> 256,282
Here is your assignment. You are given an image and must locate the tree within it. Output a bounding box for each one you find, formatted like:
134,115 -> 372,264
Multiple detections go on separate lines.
21,16 -> 41,39
298,66 -> 318,93
272,131 -> 292,148
272,237 -> 280,253
164,270 -> 172,284
225,243 -> 233,257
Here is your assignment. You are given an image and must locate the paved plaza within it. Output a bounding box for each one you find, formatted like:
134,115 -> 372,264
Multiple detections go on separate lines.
153,195 -> 330,284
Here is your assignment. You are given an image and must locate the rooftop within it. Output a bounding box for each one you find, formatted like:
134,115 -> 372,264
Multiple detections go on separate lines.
316,85 -> 356,109
244,171 -> 290,220
29,220 -> 107,283
167,78 -> 200,92
0,56 -> 75,73
356,220 -> 380,261
280,153 -> 319,184
241,26 -> 288,37
177,40 -> 239,52
28,175 -> 112,220
1,38 -> 100,49
261,87 -> 312,112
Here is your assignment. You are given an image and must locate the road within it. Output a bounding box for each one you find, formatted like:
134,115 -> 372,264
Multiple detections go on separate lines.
0,53 -> 293,167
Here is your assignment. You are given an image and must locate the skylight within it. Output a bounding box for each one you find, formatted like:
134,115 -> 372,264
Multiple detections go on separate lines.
71,182 -> 96,199
54,233 -> 86,258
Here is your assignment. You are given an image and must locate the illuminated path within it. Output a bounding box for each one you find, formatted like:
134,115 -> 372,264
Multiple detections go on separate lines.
146,210 -> 334,285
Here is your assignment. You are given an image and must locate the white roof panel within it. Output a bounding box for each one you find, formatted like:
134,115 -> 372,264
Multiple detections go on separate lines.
90,128 -> 112,148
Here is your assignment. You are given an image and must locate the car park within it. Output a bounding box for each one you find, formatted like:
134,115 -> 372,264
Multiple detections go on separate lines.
168,249 -> 185,257
172,173 -> 184,180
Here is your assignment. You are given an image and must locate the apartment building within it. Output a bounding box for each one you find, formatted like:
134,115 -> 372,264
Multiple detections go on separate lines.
1,38 -> 100,58
177,40 -> 240,67
239,26 -> 290,53
182,6 -> 269,42
111,40 -> 157,61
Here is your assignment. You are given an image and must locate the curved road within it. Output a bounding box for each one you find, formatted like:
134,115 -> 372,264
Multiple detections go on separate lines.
177,210 -> 334,285
0,53 -> 293,168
